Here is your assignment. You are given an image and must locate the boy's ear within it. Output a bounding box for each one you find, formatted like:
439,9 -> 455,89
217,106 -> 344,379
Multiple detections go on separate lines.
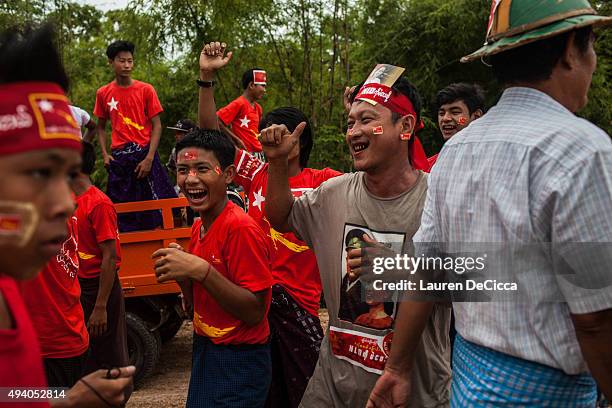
223,164 -> 236,184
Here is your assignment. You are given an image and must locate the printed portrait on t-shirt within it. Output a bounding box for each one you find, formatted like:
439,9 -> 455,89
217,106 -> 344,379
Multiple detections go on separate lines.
338,223 -> 405,330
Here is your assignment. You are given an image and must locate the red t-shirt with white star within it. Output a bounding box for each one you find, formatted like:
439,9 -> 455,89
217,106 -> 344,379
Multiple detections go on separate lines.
234,149 -> 342,316
19,217 -> 89,358
217,95 -> 263,152
189,201 -> 272,345
94,80 -> 163,150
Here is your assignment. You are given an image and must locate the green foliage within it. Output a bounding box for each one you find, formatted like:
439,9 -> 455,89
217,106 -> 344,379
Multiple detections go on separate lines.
1,0 -> 610,176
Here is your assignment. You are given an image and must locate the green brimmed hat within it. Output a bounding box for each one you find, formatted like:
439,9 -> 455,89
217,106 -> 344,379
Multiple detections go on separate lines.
461,0 -> 611,63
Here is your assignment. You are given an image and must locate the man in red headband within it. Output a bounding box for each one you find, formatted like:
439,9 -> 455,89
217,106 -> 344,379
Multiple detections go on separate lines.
261,66 -> 451,407
216,67 -> 267,156
0,23 -> 133,407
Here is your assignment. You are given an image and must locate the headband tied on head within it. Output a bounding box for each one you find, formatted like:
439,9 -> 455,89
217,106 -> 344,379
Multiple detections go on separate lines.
0,81 -> 82,156
355,81 -> 430,172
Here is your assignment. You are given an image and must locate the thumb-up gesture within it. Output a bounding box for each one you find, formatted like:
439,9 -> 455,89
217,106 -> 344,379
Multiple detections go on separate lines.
259,122 -> 306,162
200,41 -> 233,73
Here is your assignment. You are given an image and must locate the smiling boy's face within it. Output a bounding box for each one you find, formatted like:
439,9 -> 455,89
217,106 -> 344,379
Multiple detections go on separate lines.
176,147 -> 234,216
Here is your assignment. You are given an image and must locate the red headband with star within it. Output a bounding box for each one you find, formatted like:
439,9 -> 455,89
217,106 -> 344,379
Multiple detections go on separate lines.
0,82 -> 82,156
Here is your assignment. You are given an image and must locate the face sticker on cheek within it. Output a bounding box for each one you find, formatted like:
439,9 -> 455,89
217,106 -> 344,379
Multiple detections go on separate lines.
347,128 -> 354,136
0,201 -> 39,248
214,166 -> 222,175
372,125 -> 384,135
458,117 -> 467,126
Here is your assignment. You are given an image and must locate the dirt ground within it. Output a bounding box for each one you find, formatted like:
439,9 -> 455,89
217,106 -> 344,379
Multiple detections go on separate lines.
127,309 -> 329,407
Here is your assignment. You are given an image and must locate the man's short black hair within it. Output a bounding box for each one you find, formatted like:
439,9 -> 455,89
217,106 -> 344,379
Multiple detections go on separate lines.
435,83 -> 486,115
175,128 -> 236,169
242,68 -> 264,90
106,40 -> 135,60
490,26 -> 593,85
259,107 -> 313,168
0,23 -> 69,91
81,141 -> 96,175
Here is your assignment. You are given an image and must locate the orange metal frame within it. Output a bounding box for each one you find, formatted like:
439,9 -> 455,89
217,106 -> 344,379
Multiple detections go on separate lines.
115,197 -> 191,298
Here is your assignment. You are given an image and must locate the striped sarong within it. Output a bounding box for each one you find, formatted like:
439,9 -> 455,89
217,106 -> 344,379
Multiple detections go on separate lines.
451,334 -> 596,407
107,142 -> 177,232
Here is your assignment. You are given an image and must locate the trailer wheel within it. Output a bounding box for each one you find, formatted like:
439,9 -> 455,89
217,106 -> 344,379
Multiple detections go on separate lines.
159,311 -> 184,343
126,312 -> 161,387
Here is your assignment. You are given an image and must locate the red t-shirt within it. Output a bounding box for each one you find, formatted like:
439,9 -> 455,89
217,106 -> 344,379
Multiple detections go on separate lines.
427,153 -> 438,168
19,217 -> 89,358
0,274 -> 49,407
189,201 -> 272,345
76,186 -> 121,279
234,149 -> 342,316
217,95 -> 263,152
94,79 -> 163,150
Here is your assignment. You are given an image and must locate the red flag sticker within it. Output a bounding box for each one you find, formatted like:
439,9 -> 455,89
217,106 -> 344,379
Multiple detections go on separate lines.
28,93 -> 81,141
253,70 -> 267,85
458,117 -> 467,126
0,214 -> 22,234
372,125 -> 384,135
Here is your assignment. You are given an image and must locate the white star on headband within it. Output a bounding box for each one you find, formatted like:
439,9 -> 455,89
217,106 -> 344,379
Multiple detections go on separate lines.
38,100 -> 53,113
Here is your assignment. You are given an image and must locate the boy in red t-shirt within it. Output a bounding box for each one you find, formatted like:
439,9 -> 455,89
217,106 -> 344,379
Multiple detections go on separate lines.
94,40 -> 177,232
198,42 -> 342,407
72,142 -> 129,380
216,67 -> 266,154
153,128 -> 272,407
19,216 -> 90,387
0,24 -> 133,407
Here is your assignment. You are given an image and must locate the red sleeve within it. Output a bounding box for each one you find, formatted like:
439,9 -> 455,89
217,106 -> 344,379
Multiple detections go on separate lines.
217,98 -> 243,126
233,149 -> 266,194
316,168 -> 342,186
93,88 -> 108,119
145,84 -> 163,119
225,224 -> 272,293
89,203 -> 119,243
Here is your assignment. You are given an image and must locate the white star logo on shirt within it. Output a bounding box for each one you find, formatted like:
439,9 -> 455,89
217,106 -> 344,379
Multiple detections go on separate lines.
38,100 -> 53,112
107,97 -> 119,112
239,115 -> 250,128
252,187 -> 265,210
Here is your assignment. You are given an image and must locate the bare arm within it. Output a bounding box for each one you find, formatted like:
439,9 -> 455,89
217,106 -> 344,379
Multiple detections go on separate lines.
96,117 -> 113,167
572,308 -> 612,398
153,247 -> 267,326
83,118 -> 97,143
259,123 -> 306,232
134,115 -> 161,178
265,157 -> 295,232
88,240 -> 116,337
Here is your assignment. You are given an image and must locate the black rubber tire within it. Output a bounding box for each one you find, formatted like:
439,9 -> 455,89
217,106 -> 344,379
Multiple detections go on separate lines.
126,312 -> 161,388
159,311 -> 184,343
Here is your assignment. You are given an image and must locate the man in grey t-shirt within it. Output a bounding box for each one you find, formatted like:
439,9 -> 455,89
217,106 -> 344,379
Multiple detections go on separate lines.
260,73 -> 451,408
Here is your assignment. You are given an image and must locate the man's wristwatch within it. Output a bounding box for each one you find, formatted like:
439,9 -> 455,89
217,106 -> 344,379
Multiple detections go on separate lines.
196,79 -> 216,88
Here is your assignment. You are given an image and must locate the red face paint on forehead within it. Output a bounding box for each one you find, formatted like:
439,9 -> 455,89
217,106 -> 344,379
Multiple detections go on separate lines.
458,117 -> 467,126
372,125 -> 384,135
182,150 -> 198,161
